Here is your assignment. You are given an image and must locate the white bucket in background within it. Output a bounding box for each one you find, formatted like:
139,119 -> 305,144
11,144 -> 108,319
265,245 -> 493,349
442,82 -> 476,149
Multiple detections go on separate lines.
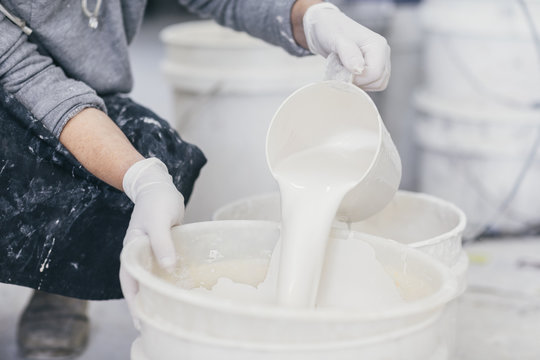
414,91 -> 540,235
213,191 -> 468,291
420,0 -> 540,107
160,21 -> 325,223
122,221 -> 458,360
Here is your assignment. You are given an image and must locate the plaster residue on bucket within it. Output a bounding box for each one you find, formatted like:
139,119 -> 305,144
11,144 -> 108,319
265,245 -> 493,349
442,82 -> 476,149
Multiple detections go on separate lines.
150,233 -> 437,312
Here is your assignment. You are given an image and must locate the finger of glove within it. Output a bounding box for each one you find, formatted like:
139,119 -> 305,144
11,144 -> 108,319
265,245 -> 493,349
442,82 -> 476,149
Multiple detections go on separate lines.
123,227 -> 147,246
359,61 -> 391,92
336,39 -> 366,75
147,222 -> 177,270
353,40 -> 390,86
119,266 -> 141,329
369,58 -> 391,91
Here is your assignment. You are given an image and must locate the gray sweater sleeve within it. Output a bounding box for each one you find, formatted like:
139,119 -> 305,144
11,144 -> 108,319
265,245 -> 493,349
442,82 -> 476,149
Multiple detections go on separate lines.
179,0 -> 311,56
0,14 -> 106,138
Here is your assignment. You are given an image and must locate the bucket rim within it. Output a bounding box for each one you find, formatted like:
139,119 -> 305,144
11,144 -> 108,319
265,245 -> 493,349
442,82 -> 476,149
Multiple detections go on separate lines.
121,220 -> 459,323
160,21 -> 268,50
390,190 -> 467,250
414,91 -> 540,124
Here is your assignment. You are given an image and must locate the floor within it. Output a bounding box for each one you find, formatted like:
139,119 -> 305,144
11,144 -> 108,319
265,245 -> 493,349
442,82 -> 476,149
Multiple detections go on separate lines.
0,285 -> 137,360
456,238 -> 540,360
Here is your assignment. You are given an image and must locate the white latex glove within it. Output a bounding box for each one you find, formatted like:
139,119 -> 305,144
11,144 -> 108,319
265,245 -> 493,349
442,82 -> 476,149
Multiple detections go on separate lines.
304,3 -> 391,91
119,158 -> 184,320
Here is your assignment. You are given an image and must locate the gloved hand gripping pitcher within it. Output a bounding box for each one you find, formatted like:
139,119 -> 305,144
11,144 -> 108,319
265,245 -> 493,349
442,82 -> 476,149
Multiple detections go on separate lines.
302,2 -> 391,91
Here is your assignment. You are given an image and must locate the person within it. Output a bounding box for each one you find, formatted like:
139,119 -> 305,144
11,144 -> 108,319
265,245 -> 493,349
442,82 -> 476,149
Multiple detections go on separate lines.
0,0 -> 391,358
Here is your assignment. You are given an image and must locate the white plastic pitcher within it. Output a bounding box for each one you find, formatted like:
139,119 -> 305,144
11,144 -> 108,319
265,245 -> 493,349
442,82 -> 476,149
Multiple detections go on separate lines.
266,56 -> 402,222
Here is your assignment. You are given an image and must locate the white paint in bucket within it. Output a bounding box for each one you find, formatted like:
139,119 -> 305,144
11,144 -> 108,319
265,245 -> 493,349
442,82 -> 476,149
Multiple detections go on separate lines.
160,21 -> 326,223
188,234 -> 406,311
121,221 -> 459,359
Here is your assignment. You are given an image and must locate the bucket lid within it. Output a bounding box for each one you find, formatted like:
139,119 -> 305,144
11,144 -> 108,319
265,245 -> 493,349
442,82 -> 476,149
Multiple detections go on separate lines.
160,21 -> 268,50
414,90 -> 540,125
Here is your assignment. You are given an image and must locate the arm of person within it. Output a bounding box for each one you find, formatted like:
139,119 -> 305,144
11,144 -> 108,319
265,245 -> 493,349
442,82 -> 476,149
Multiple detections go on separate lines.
179,0 -> 390,91
0,13 -> 144,189
0,13 -> 106,138
59,108 -> 144,190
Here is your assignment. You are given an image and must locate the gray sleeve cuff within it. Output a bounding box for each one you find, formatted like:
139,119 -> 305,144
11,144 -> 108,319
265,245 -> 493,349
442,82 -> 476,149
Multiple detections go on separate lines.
0,14 -> 106,138
47,96 -> 106,138
267,0 -> 312,57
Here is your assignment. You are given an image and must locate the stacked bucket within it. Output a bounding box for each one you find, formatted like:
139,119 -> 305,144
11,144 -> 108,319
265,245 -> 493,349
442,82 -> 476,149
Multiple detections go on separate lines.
124,216 -> 462,360
415,0 -> 540,236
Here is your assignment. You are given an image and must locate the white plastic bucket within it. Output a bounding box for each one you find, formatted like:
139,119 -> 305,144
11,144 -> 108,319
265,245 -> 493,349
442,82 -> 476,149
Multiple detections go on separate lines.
160,21 -> 325,223
266,80 -> 402,222
414,91 -> 540,235
420,0 -> 540,107
122,221 -> 459,359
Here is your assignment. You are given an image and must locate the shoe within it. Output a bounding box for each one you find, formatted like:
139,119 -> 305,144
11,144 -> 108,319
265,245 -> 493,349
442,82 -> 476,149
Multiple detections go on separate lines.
17,290 -> 89,359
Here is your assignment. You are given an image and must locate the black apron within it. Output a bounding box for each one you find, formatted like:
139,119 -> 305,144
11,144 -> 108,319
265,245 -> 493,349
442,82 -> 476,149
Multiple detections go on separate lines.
0,88 -> 206,300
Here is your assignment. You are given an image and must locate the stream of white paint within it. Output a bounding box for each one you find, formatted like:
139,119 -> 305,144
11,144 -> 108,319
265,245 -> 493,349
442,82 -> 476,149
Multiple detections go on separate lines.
188,130 -> 404,311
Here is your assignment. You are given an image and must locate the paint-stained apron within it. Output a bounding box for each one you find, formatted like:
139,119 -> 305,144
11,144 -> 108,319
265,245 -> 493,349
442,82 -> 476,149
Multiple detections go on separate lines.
0,88 -> 206,300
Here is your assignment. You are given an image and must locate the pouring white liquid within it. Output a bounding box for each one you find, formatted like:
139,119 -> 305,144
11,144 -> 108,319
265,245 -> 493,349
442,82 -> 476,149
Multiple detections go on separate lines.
184,126 -> 404,310
274,130 -> 379,307
178,80 -> 405,310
